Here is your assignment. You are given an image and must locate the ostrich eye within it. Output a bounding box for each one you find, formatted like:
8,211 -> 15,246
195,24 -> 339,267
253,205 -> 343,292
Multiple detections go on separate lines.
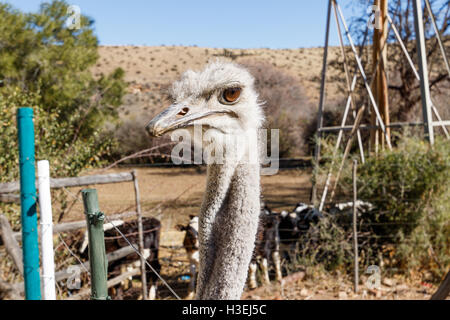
221,87 -> 241,104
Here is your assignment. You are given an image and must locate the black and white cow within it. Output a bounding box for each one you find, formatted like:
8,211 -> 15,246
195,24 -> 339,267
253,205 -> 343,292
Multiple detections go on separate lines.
247,205 -> 282,289
278,202 -> 322,262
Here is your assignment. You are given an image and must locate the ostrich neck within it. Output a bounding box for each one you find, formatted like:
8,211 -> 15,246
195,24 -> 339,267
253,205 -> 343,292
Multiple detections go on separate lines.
196,156 -> 261,300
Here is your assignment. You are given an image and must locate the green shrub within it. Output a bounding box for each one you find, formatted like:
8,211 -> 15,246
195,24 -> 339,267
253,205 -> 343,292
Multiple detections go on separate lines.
0,0 -> 126,227
0,87 -> 115,229
307,135 -> 449,280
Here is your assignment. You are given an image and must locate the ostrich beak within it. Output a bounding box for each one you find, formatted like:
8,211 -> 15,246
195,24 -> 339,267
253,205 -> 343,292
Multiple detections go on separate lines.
145,103 -> 237,137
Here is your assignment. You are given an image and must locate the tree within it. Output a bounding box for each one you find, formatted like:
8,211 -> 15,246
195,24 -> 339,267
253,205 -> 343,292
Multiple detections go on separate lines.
330,0 -> 449,126
0,0 -> 126,180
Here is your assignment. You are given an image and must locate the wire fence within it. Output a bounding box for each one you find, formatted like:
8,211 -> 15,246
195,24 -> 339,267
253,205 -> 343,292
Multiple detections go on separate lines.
42,179 -> 444,299
1,156 -> 446,300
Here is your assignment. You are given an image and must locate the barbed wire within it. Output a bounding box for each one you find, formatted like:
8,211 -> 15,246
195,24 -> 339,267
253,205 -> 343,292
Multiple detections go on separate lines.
58,233 -> 91,275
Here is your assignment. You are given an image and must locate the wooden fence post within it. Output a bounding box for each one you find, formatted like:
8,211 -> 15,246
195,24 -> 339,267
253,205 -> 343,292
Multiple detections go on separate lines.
132,170 -> 147,300
82,189 -> 109,300
0,214 -> 23,275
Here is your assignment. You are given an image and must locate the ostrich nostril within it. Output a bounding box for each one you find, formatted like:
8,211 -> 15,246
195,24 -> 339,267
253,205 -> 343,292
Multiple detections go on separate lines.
177,107 -> 189,117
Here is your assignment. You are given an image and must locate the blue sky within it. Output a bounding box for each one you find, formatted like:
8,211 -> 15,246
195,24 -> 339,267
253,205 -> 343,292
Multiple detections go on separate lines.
2,0 -> 447,48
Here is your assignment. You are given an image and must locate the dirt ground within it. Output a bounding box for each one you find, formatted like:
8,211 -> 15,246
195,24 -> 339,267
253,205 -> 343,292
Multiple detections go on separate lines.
241,270 -> 438,300
58,166 -> 312,246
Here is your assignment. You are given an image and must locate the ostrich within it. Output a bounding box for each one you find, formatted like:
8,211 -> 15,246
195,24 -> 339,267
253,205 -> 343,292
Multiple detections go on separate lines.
146,61 -> 264,299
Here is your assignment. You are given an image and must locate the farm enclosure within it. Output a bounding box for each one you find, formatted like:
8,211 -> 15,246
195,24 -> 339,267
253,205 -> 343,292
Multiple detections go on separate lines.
1,165 -> 439,300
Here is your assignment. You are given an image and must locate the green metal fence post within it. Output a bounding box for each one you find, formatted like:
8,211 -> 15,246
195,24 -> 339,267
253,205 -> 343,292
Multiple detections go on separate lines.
81,189 -> 110,300
17,107 -> 41,300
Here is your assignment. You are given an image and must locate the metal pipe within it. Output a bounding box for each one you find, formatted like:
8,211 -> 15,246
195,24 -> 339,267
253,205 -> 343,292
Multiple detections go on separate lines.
334,1 -> 392,150
17,107 -> 41,300
352,159 -> 359,294
311,0 -> 333,206
413,0 -> 435,144
424,0 -> 450,78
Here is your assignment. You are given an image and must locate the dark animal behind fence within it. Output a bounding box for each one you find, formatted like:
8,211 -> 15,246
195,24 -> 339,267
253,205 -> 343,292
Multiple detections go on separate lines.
278,202 -> 322,263
248,205 -> 282,289
176,215 -> 199,299
103,216 -> 161,299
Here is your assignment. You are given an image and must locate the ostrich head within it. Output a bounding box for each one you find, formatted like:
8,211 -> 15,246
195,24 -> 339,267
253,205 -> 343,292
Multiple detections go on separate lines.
146,61 -> 264,159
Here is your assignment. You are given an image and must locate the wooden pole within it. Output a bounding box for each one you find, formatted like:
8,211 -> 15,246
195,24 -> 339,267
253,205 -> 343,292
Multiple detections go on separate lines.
370,0 -> 380,153
66,268 -> 140,300
371,0 -> 390,151
379,0 -> 390,148
13,211 -> 138,242
132,170 -> 148,300
0,172 -> 134,194
82,189 -> 110,300
12,245 -> 138,294
352,159 -> 359,294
